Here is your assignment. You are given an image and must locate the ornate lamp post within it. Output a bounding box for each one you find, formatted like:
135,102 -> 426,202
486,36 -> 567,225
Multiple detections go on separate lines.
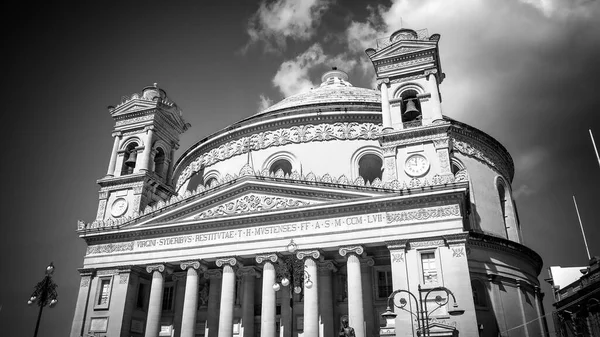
381,285 -> 464,337
27,262 -> 59,337
272,240 -> 313,335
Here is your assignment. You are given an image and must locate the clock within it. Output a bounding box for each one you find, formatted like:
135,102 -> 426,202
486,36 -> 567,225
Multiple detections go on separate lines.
110,198 -> 129,217
404,154 -> 430,177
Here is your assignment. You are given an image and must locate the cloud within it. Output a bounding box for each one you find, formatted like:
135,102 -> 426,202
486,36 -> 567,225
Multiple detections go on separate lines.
271,44 -> 359,97
243,0 -> 333,53
518,0 -> 595,18
513,184 -> 536,199
257,94 -> 274,112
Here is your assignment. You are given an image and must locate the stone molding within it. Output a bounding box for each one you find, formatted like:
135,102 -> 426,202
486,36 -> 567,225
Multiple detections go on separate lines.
96,269 -> 119,276
296,249 -> 321,260
215,257 -> 242,268
255,253 -> 278,264
339,245 -> 364,257
386,239 -> 408,250
86,242 -> 134,255
180,260 -> 208,271
386,204 -> 461,224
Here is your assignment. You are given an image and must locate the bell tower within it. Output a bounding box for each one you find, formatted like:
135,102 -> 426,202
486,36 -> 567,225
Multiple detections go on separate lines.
366,28 -> 453,183
96,84 -> 190,221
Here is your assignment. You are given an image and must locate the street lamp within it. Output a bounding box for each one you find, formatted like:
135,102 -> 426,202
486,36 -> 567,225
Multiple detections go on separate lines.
382,285 -> 464,337
272,240 -> 313,335
28,262 -> 59,337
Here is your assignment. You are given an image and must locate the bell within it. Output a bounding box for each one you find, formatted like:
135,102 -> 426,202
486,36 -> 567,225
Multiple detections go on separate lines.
402,99 -> 420,121
124,151 -> 137,168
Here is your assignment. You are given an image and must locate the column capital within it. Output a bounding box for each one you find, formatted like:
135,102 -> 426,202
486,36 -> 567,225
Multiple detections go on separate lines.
296,249 -> 321,260
255,253 -> 278,264
236,266 -> 261,278
111,131 -> 123,138
360,257 -> 375,268
318,260 -> 338,273
376,78 -> 390,90
203,269 -> 222,279
215,257 -> 242,268
180,260 -> 208,271
144,125 -> 155,132
146,264 -> 171,274
339,245 -> 364,257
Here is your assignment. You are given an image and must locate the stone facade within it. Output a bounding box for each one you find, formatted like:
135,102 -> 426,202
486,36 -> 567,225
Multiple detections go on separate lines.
71,28 -> 548,337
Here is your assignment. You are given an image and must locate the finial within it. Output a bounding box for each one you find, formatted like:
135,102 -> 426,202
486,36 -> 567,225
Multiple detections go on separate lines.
332,67 -> 337,70
153,83 -> 158,88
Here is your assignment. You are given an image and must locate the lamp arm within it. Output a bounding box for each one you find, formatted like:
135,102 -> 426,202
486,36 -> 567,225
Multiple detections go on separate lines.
423,287 -> 458,317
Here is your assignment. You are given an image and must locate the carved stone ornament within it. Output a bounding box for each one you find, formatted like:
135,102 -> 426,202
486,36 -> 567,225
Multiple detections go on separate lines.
376,78 -> 390,89
215,257 -> 241,268
408,240 -> 445,248
194,194 -> 313,220
255,254 -> 278,264
96,269 -> 119,276
296,250 -> 320,260
361,257 -> 375,267
386,205 -> 461,224
80,276 -> 91,288
146,264 -> 165,273
392,252 -> 404,263
203,269 -> 222,279
86,242 -> 134,255
339,246 -> 364,257
180,261 -> 207,271
451,137 -> 511,181
452,247 -> 465,258
119,274 -> 129,284
377,56 -> 434,73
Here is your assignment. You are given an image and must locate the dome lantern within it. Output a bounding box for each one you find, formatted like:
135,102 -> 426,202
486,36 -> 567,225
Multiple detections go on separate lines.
320,67 -> 352,87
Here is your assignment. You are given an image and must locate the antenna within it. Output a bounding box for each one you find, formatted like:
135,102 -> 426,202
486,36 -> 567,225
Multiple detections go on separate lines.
590,129 -> 600,169
573,195 -> 591,261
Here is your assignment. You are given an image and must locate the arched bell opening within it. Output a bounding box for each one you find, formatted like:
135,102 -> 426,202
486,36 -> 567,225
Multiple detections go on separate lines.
153,147 -> 166,178
121,142 -> 138,175
358,154 -> 383,184
269,158 -> 293,176
400,89 -> 422,122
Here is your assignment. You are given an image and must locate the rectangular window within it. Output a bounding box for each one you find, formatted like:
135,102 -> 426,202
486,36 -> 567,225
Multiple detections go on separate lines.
421,252 -> 438,285
162,286 -> 174,311
94,276 -> 113,310
377,270 -> 393,299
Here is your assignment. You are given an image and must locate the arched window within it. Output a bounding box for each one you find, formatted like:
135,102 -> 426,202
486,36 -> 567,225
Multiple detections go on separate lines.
472,279 -> 487,307
451,161 -> 462,175
400,89 -> 422,122
358,154 -> 383,184
153,147 -> 166,178
205,177 -> 217,188
186,171 -> 204,192
497,177 -> 520,242
121,142 -> 138,175
269,159 -> 292,176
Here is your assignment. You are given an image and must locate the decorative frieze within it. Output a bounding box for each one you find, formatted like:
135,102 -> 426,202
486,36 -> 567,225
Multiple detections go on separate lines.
408,239 -> 445,248
86,242 -> 134,255
451,137 -> 512,182
96,269 -> 119,276
386,205 -> 461,224
194,195 -> 313,220
377,56 -> 434,72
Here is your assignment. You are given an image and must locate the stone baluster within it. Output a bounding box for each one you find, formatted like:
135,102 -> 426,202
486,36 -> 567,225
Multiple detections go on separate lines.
339,246 -> 365,337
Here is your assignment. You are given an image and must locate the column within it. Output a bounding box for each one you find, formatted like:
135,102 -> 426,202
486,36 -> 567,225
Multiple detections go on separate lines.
256,254 -> 278,337
166,147 -> 177,183
427,72 -> 443,121
280,284 -> 292,337
516,281 -> 530,337
297,250 -> 320,337
106,132 -> 121,177
361,258 -> 375,337
204,269 -> 222,337
137,127 -> 154,173
382,147 -> 397,183
339,246 -> 365,337
69,270 -> 94,337
379,80 -> 392,131
487,275 -> 508,336
217,257 -> 240,337
145,264 -> 166,337
318,261 -> 337,337
237,266 -> 260,337
180,261 -> 207,337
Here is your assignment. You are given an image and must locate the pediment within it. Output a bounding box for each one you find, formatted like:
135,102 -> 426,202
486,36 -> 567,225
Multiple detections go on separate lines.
370,42 -> 436,62
112,99 -> 156,116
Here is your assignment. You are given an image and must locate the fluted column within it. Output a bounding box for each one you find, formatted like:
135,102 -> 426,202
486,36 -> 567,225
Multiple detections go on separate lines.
138,126 -> 154,173
106,132 -> 121,177
297,250 -> 320,337
379,79 -> 392,131
145,264 -> 166,337
340,246 -> 365,337
204,269 -> 223,337
237,266 -> 260,337
217,257 -> 241,337
256,254 -> 278,337
427,72 -> 443,121
360,258 -> 375,337
318,261 -> 337,337
180,261 -> 207,337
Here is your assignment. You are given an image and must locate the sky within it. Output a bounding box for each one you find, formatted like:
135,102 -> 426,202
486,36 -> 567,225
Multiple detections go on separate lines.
1,0 -> 599,336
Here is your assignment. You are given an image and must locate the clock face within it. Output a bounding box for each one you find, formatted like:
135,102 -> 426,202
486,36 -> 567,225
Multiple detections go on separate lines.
404,154 -> 430,177
110,198 -> 129,217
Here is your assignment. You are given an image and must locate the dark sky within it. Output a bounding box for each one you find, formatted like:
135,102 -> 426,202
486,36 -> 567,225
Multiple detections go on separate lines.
1,1 -> 599,336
